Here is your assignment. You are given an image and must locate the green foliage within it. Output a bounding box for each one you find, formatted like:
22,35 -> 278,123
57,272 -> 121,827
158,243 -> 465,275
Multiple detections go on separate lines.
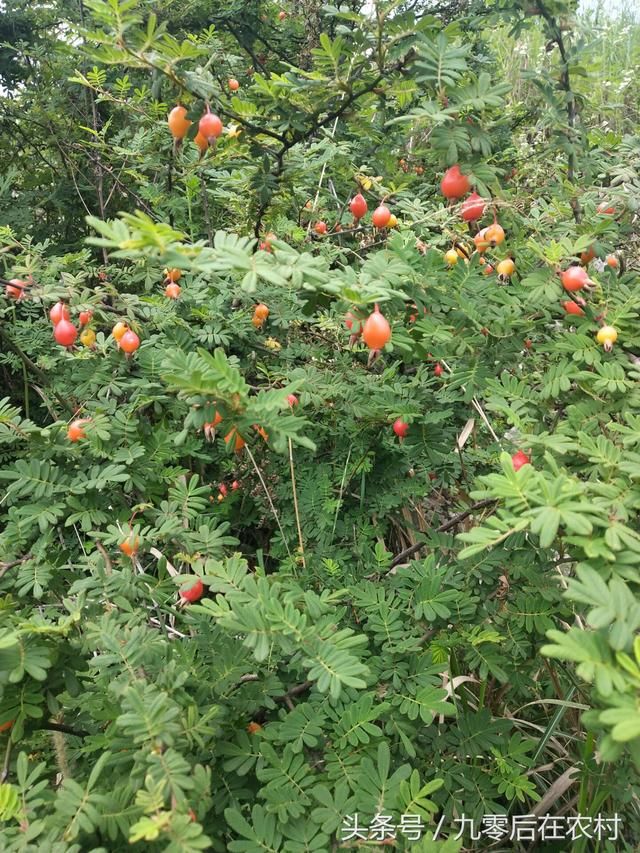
1,0 -> 640,849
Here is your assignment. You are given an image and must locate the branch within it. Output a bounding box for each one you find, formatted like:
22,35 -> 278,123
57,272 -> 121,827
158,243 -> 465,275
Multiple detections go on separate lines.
0,326 -> 74,414
0,554 -> 32,578
388,498 -> 497,568
38,721 -> 89,738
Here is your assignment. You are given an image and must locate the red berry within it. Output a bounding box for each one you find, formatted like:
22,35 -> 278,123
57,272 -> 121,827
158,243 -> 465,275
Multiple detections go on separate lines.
287,394 -> 299,407
228,78 -> 240,91
393,418 -> 409,438
434,363 -> 443,377
231,480 -> 240,491
314,221 -> 328,235
50,302 -> 70,325
362,305 -> 391,350
54,318 -> 78,347
79,310 -> 93,326
372,205 -> 391,229
345,311 -> 362,335
597,202 -> 615,215
349,193 -> 368,220
511,450 -> 530,471
440,165 -> 471,200
460,192 -> 486,221
561,266 -> 590,292
6,279 -> 27,299
180,577 -> 204,603
562,300 -> 585,317
219,483 -> 228,497
119,330 -> 140,354
199,112 -> 223,141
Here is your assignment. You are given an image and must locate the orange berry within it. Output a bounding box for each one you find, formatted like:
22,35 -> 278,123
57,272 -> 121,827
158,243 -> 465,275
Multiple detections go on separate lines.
168,105 -> 192,141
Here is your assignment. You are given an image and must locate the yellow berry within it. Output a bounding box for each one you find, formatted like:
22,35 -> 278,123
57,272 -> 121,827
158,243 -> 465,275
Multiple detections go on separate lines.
80,328 -> 96,347
497,259 -> 516,277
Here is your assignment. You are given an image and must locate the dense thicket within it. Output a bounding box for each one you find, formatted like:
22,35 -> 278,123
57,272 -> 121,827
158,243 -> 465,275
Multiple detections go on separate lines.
1,1 -> 639,850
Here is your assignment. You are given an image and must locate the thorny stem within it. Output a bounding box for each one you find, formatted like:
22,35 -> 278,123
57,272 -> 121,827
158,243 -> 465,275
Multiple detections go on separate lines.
245,445 -> 293,564
288,437 -> 306,569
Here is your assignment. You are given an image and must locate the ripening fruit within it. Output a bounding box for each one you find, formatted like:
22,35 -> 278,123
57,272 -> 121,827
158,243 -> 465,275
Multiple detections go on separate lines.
168,105 -> 192,141
112,321 -> 128,342
79,310 -> 93,326
445,249 -> 459,266
278,9 -> 287,20
580,245 -> 596,265
362,305 -> 391,350
415,165 -> 424,175
606,254 -> 619,268
440,164 -> 471,200
596,325 -> 618,352
204,410 -> 223,432
228,78 -> 240,91
485,223 -> 505,245
254,425 -> 269,442
524,339 -> 533,350
67,418 -> 89,442
434,363 -> 443,377
349,193 -> 367,220
483,264 -> 494,276
199,111 -> 223,142
561,266 -> 591,292
119,536 -> 139,557
287,394 -> 299,407
461,192 -> 486,222
80,328 -> 96,348
393,418 -> 409,438
165,283 -> 181,299
50,302 -> 70,325
119,330 -> 140,354
194,131 -> 208,154
562,300 -> 585,317
372,205 -> 391,229
497,258 -> 516,278
165,268 -> 182,282
254,303 -> 269,320
387,213 -> 398,228
6,278 -> 27,299
512,450 -> 530,471
225,429 -> 245,452
219,483 -> 228,497
181,577 -> 204,603
314,221 -> 328,235
231,480 -> 240,491
54,318 -> 78,347
597,202 -> 615,215
252,316 -> 265,328
247,721 -> 263,734
0,720 -> 14,733
474,228 -> 490,252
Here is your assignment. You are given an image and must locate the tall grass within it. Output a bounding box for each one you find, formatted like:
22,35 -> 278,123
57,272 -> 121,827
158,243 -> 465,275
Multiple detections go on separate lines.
492,0 -> 640,135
